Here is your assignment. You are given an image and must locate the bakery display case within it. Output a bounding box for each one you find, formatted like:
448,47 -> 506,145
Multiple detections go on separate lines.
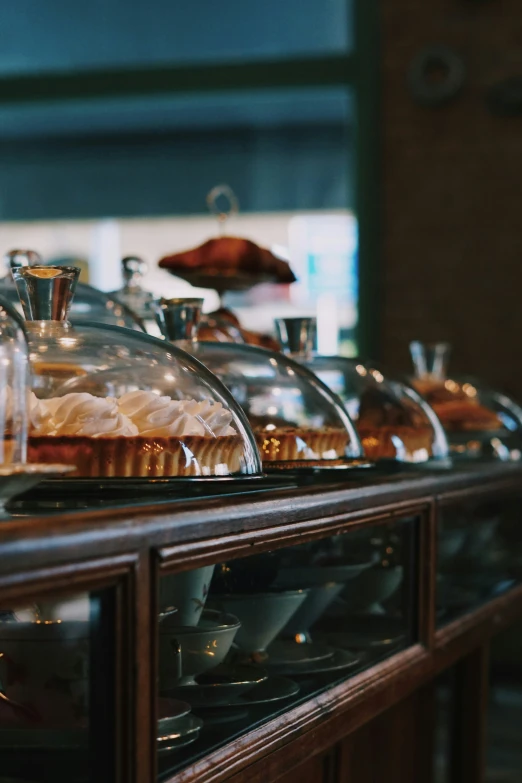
1,250 -> 145,332
410,341 -> 522,461
275,317 -> 449,466
0,447 -> 520,783
13,266 -> 261,480
154,298 -> 363,470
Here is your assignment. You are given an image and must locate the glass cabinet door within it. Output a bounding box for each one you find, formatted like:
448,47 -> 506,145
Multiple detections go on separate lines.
0,588 -> 117,783
156,515 -> 420,779
437,493 -> 522,627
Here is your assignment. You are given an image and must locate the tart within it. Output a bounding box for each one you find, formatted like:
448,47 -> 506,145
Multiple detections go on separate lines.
412,379 -> 502,432
255,426 -> 350,464
28,391 -> 244,477
28,433 -> 244,477
357,425 -> 434,461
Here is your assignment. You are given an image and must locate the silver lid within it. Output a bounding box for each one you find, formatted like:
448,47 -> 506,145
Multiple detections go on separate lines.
12,266 -> 80,322
275,317 -> 316,360
155,298 -> 204,346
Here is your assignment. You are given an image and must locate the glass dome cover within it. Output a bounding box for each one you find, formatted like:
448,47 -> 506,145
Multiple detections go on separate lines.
409,341 -> 522,461
275,318 -> 449,464
13,266 -> 261,478
154,299 -> 363,469
1,250 -> 145,331
0,294 -> 30,466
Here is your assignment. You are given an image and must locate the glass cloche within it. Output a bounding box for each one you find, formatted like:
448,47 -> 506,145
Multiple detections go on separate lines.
409,341 -> 522,461
154,299 -> 363,469
275,318 -> 449,465
1,250 -> 145,331
13,266 -> 261,478
0,294 -> 30,466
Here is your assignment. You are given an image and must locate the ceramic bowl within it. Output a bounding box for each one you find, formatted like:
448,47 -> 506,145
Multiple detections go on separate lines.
208,590 -> 308,655
159,609 -> 240,688
281,583 -> 345,642
160,565 -> 215,626
0,621 -> 89,724
340,566 -> 404,614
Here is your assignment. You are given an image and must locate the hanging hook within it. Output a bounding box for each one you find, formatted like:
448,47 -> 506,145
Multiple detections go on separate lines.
206,185 -> 239,234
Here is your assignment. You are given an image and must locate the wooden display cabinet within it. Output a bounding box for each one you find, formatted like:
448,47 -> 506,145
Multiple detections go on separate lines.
0,462 -> 520,783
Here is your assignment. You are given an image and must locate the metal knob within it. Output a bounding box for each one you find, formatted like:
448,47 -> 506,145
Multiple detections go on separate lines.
121,256 -> 148,286
4,249 -> 42,275
275,317 -> 316,359
12,266 -> 80,322
154,298 -> 203,345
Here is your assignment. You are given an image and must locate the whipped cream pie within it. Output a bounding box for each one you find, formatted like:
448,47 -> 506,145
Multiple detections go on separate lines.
28,390 -> 243,477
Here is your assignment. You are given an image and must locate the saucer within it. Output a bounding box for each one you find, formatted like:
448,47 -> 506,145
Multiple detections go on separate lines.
158,697 -> 191,723
158,699 -> 193,736
266,640 -> 334,667
165,664 -> 267,707
201,675 -> 300,710
268,647 -> 360,677
157,713 -> 203,749
237,676 -> 299,705
158,730 -> 201,755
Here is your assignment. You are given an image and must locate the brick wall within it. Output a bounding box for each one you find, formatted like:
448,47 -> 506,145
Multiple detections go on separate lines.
380,0 -> 522,399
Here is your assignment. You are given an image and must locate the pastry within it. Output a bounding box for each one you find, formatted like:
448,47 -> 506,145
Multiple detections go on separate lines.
254,426 -> 350,464
357,425 -> 434,461
28,391 -> 244,477
412,379 -> 502,432
356,387 -> 435,460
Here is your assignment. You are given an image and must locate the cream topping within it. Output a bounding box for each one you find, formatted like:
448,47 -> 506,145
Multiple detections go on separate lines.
117,390 -> 205,436
118,391 -> 236,438
28,389 -> 237,439
182,398 -> 236,437
31,392 -> 138,437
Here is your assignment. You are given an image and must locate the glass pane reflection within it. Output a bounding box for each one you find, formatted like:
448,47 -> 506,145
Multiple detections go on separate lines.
437,496 -> 522,627
0,590 -> 114,782
157,517 -> 418,779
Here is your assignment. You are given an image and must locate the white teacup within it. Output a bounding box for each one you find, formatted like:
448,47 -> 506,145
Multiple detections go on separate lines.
160,566 -> 215,626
